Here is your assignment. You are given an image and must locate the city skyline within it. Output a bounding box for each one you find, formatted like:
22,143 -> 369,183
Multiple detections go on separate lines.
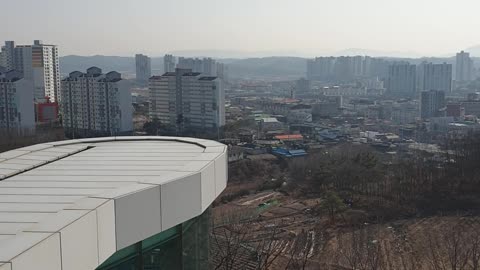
3,0 -> 480,57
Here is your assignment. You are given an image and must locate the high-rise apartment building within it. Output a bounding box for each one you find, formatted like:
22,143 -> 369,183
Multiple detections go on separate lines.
177,57 -> 217,76
61,67 -> 133,137
176,57 -> 228,80
386,63 -> 417,97
296,78 -> 311,93
421,90 -> 446,119
456,51 -> 473,82
352,55 -> 364,77
149,68 -> 225,133
216,62 -> 229,81
307,57 -> 336,81
307,56 -> 390,82
7,40 -> 61,102
0,41 -> 15,71
0,70 -> 35,130
334,56 -> 355,82
135,54 -> 151,83
418,62 -> 452,92
164,54 -> 176,73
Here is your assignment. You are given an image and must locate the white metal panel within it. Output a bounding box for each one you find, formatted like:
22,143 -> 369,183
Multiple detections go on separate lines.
23,210 -> 88,233
93,183 -> 156,199
0,213 -> 50,223
77,137 -> 117,143
7,175 -> 147,182
37,165 -> 187,171
15,155 -> 58,161
161,173 -> 202,230
114,186 -> 161,250
97,201 -> 116,264
0,232 -> 52,262
66,198 -> 108,210
215,152 -> 228,197
0,188 -> 109,196
0,203 -> 69,213
203,146 -> 227,153
0,150 -> 30,159
0,163 -> 34,171
0,263 -> 11,270
181,161 -> 211,172
200,161 -> 216,211
44,139 -> 83,146
139,171 -> 194,185
10,234 -> 61,270
0,223 -> 36,235
0,159 -> 46,166
24,170 -> 186,176
0,181 -> 130,189
0,195 -> 84,203
15,144 -> 52,152
60,211 -> 99,270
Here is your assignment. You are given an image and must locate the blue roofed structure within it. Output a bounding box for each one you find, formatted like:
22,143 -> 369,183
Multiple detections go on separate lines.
271,148 -> 307,158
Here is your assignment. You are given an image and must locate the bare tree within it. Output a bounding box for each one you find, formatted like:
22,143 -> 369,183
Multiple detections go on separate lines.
335,225 -> 386,270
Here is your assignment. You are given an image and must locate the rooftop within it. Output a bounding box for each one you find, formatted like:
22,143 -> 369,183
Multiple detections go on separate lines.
261,117 -> 280,123
198,76 -> 218,81
0,136 -> 227,270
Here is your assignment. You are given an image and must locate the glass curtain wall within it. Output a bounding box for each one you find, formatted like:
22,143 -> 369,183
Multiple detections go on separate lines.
96,208 -> 211,270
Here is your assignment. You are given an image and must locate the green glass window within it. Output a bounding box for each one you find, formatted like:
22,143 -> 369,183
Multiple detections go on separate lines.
96,208 -> 211,270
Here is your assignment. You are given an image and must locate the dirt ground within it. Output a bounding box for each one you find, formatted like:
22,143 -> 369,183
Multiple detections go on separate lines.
212,188 -> 480,270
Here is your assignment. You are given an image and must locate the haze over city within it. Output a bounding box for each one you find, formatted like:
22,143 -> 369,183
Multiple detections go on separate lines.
3,0 -> 480,57
4,1 -> 480,269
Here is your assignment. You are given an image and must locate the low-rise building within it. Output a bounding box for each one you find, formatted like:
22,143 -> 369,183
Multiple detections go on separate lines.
260,117 -> 283,132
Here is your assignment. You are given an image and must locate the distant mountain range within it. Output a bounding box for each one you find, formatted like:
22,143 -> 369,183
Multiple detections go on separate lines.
59,47 -> 480,79
465,45 -> 480,57
59,55 -> 307,79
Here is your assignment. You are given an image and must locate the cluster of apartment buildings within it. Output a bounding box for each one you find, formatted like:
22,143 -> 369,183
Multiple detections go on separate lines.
0,40 -> 60,101
149,68 -> 225,134
307,51 -> 475,98
1,41 -> 226,137
307,56 -> 390,82
0,40 -> 61,130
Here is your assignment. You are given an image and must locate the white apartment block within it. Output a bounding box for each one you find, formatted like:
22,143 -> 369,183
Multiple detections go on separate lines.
456,51 -> 473,82
0,70 -> 35,130
135,54 -> 151,83
61,67 -> 133,137
0,41 -> 15,71
149,68 -> 225,132
3,40 -> 61,102
177,57 -> 215,75
164,54 -> 176,73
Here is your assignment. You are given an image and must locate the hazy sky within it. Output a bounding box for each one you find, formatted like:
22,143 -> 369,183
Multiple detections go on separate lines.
2,0 -> 480,57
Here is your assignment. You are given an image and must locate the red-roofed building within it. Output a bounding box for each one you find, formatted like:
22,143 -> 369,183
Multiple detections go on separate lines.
274,134 -> 304,141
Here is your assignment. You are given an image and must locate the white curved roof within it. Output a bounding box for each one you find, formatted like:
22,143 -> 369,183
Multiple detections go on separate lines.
0,136 -> 228,270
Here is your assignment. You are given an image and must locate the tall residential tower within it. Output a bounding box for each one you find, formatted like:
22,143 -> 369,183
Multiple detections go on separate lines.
386,63 -> 417,97
456,51 -> 473,82
135,54 -> 152,83
61,67 -> 133,137
3,40 -> 61,101
149,68 -> 225,134
0,70 -> 35,130
164,54 -> 176,73
418,62 -> 452,92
